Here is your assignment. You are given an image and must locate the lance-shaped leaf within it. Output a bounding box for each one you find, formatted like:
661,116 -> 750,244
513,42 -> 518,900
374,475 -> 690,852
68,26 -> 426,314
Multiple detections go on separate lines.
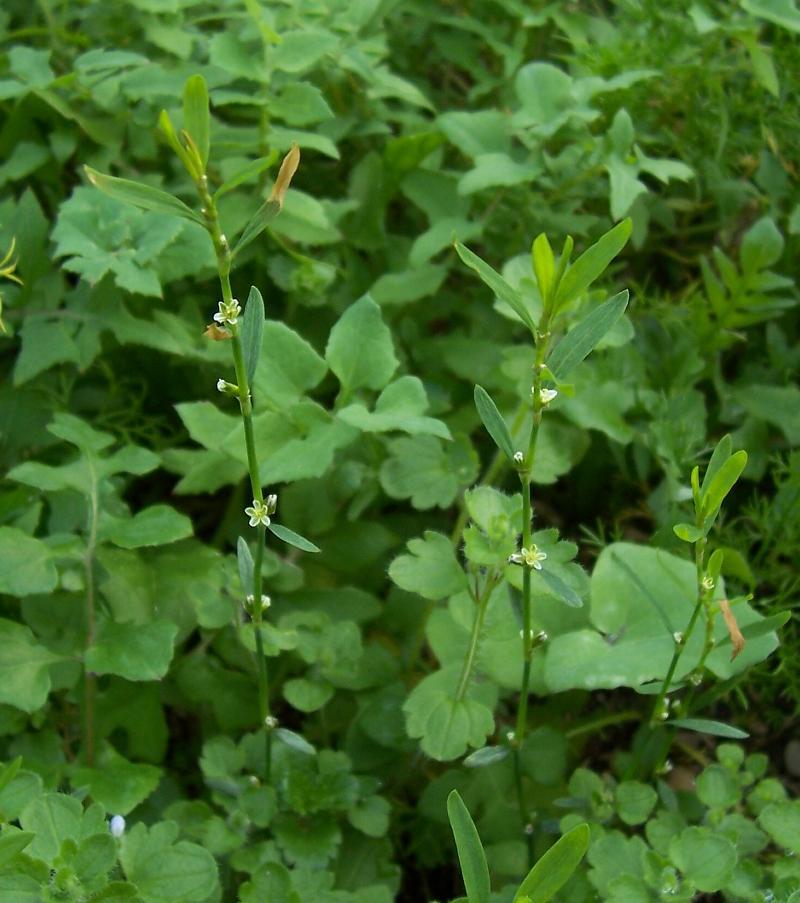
514,823 -> 590,902
474,385 -> 516,461
158,109 -> 199,178
237,536 -> 254,594
183,74 -> 210,170
84,167 -> 204,225
455,241 -> 537,333
701,450 -> 748,524
233,199 -> 282,256
669,718 -> 748,739
241,286 -> 265,387
531,233 -> 555,304
274,728 -> 315,756
554,219 -> 631,309
268,522 -> 320,553
447,790 -> 491,903
547,290 -> 629,379
213,153 -> 278,201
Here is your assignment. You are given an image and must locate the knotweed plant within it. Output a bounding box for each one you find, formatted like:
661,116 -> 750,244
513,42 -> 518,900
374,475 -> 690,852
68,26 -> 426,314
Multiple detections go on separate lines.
86,75 -> 319,780
453,220 -> 632,863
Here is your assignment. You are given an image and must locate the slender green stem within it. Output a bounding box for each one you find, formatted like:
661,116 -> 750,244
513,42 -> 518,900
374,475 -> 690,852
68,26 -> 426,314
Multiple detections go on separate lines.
512,747 -> 534,866
197,174 -> 273,781
454,575 -> 496,702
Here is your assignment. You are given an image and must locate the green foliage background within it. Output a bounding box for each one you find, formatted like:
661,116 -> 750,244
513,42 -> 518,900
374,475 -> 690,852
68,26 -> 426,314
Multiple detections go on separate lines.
0,0 -> 798,900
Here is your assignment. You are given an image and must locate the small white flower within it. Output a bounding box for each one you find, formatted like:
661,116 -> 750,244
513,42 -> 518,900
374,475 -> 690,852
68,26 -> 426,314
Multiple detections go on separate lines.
265,494 -> 278,516
216,378 -> 239,395
524,823 -> 534,836
539,387 -> 558,405
109,815 -> 126,838
213,298 -> 241,326
536,630 -> 549,643
265,715 -> 278,729
513,451 -> 524,464
245,593 -> 271,610
508,545 -> 547,570
701,575 -> 714,592
245,498 -> 272,527
672,631 -> 683,644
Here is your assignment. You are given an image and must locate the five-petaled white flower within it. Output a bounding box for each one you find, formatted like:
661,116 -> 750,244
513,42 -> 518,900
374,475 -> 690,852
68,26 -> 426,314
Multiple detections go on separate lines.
214,298 -> 241,326
508,545 -> 547,570
245,494 -> 277,527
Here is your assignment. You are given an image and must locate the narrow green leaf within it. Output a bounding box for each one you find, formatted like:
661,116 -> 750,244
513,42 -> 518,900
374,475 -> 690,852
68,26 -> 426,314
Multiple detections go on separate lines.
213,153 -> 278,201
267,522 -> 320,553
700,435 -> 733,495
232,199 -> 282,256
455,241 -> 537,333
701,450 -> 748,518
241,286 -> 265,388
464,746 -> 510,768
547,290 -> 629,379
716,611 -> 790,650
84,167 -> 204,225
532,233 -> 555,304
669,718 -> 749,739
555,219 -> 631,309
673,523 -> 704,543
274,727 -> 315,755
0,831 -> 35,868
474,385 -> 516,461
514,823 -> 590,903
183,74 -> 210,169
539,569 -> 583,608
0,757 -> 22,796
158,109 -> 197,176
236,536 -> 254,595
447,790 -> 491,903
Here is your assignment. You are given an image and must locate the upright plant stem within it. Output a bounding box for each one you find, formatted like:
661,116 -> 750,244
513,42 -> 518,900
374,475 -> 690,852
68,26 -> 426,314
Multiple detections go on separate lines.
513,324 -> 549,868
199,179 -> 274,782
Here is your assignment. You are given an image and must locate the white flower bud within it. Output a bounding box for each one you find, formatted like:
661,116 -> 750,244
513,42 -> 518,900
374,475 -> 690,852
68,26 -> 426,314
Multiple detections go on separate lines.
109,815 -> 126,838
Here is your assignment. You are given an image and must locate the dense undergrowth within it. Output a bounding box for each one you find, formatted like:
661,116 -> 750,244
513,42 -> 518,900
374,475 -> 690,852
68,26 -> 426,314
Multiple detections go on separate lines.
0,1 -> 798,900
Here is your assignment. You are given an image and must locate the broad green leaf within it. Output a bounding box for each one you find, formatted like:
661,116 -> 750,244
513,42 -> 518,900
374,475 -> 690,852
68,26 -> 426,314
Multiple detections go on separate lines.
554,219 -> 631,309
85,619 -> 178,681
673,523 -> 703,543
284,677 -> 332,712
232,199 -> 282,256
20,793 -> 82,864
669,826 -> 737,892
348,794 -> 390,838
614,782 -> 657,825
253,321 -> 328,409
0,527 -> 58,596
701,450 -> 747,519
388,531 -> 468,600
514,823 -> 589,902
539,568 -> 583,608
547,291 -> 629,379
447,791 -> 491,903
0,619 -> 60,712
669,718 -> 748,739
696,764 -> 740,810
339,376 -> 451,439
326,296 -> 398,394
473,385 -> 515,461
119,821 -> 219,902
0,831 -> 34,868
49,412 -> 114,451
103,505 -> 193,549
757,801 -> 800,853
381,435 -> 479,510
532,233 -> 555,303
455,241 -> 537,333
72,747 -> 161,815
182,74 -> 210,169
241,286 -> 265,388
84,167 -> 204,225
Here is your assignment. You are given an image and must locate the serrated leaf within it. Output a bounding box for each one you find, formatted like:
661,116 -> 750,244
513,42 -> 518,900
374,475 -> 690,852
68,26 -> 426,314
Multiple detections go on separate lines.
547,291 -> 629,379
0,619 -> 60,712
85,619 -> 177,681
514,823 -> 589,902
84,167 -> 203,225
447,790 -> 491,903
0,527 -> 58,596
388,531 -> 467,600
455,241 -> 537,333
241,286 -> 265,387
473,385 -> 515,461
267,522 -> 320,553
103,505 -> 193,549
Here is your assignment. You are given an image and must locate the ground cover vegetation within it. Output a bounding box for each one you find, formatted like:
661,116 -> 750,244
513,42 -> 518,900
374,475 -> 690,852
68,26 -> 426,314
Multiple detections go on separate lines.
0,0 -> 798,899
